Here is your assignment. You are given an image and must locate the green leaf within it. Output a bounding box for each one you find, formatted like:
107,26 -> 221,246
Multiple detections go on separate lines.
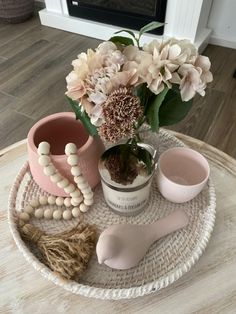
101,145 -> 119,161
109,36 -> 134,46
146,87 -> 169,132
114,29 -> 136,39
159,86 -> 193,126
139,21 -> 165,37
137,147 -> 152,174
134,84 -> 153,109
66,96 -> 98,136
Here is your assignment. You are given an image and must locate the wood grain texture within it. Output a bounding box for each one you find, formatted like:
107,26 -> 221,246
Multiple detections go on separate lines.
0,91 -> 17,112
0,132 -> 236,313
0,13 -> 101,150
0,17 -> 39,48
0,12 -> 235,157
0,56 -> 7,64
0,108 -> 35,146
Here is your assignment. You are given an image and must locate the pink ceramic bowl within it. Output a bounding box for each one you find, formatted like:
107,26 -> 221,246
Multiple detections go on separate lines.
27,112 -> 105,197
157,147 -> 210,203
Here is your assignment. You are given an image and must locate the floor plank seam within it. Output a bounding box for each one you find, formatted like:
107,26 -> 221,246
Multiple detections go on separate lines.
13,110 -> 36,120
0,15 -> 40,49
0,89 -> 19,100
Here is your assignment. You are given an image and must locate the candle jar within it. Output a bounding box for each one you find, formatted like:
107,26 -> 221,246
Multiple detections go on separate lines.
99,143 -> 157,216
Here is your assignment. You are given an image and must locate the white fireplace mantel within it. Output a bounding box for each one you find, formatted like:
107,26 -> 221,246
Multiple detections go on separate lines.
39,0 -> 213,51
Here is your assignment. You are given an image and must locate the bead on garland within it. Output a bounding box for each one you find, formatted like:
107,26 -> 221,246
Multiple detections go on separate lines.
18,141 -> 94,224
65,143 -> 93,209
18,195 -> 85,224
38,141 -> 94,211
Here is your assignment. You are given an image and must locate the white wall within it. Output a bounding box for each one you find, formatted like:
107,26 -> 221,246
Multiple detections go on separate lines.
208,0 -> 236,48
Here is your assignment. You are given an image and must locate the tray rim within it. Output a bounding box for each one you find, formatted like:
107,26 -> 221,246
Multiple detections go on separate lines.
8,130 -> 217,300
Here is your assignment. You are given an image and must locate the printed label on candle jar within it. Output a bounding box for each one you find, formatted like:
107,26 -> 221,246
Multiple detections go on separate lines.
101,181 -> 151,215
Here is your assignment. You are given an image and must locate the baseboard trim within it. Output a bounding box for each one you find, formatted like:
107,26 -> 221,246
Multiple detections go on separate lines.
39,9 -> 212,50
209,36 -> 236,49
39,9 -> 164,44
195,28 -> 212,53
35,0 -> 45,10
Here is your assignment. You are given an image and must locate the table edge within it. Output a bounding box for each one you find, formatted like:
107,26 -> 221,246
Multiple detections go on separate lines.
0,139 -> 27,155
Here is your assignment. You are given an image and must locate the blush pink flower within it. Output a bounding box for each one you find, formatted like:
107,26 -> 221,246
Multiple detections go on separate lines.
99,88 -> 143,143
178,55 -> 213,101
65,36 -> 213,136
65,71 -> 86,101
194,55 -> 213,84
80,96 -> 93,115
90,104 -> 104,126
179,65 -> 203,101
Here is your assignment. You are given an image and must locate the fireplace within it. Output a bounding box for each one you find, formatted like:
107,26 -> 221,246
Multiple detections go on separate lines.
66,0 -> 167,35
39,0 -> 213,52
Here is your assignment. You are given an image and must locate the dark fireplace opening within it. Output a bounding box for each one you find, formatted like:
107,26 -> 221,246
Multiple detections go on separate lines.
66,0 -> 167,35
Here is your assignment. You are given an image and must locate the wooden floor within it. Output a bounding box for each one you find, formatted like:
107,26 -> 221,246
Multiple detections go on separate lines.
0,13 -> 236,158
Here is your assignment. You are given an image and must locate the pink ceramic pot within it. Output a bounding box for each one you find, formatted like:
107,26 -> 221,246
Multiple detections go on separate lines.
157,147 -> 210,203
27,112 -> 105,196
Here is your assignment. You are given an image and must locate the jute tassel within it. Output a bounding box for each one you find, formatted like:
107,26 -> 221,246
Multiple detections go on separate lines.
20,223 -> 97,280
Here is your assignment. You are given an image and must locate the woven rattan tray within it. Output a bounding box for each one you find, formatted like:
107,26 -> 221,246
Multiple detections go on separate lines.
8,129 -> 216,300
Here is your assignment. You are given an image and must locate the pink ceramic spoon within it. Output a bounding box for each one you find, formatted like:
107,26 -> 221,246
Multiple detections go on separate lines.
96,209 -> 189,270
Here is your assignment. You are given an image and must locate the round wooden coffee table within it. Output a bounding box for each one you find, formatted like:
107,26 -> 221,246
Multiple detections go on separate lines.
0,131 -> 236,313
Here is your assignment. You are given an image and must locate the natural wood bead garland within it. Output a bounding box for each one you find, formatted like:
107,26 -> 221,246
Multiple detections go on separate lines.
38,142 -> 94,209
18,141 -> 94,224
65,143 -> 94,208
18,196 -> 85,223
